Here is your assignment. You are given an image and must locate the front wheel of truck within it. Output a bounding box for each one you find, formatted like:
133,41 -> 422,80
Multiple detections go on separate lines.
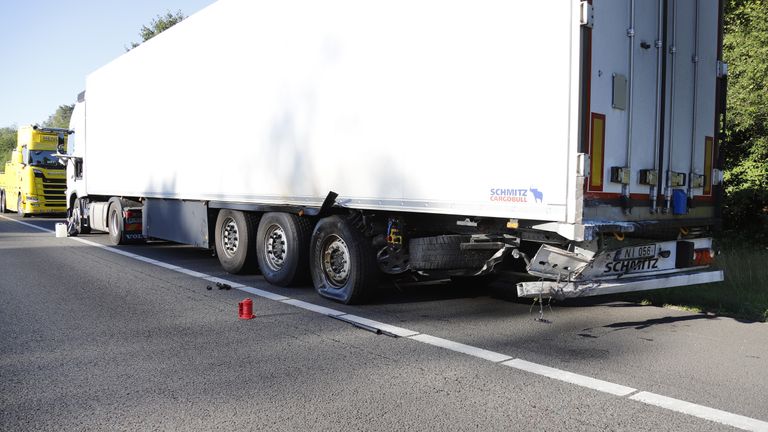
17,194 -> 28,218
72,198 -> 91,234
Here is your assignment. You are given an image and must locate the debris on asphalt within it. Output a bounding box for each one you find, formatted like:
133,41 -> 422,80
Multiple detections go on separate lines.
216,282 -> 232,290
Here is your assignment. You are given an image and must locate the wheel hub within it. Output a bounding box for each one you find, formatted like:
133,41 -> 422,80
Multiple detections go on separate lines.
222,217 -> 239,257
264,224 -> 287,271
322,235 -> 350,287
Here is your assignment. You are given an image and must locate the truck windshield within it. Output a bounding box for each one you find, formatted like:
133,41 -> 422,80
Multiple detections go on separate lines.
28,150 -> 61,168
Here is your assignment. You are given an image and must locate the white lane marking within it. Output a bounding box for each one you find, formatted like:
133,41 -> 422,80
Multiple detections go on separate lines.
239,286 -> 289,301
339,314 -> 419,337
204,276 -> 246,288
409,334 -> 512,363
630,392 -> 768,432
503,359 -> 636,397
131,255 -> 163,265
281,299 -> 346,316
4,214 -> 768,431
174,267 -> 208,278
1,216 -> 54,233
70,237 -> 104,248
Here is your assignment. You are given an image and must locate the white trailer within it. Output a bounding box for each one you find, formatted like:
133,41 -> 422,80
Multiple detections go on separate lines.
64,0 -> 726,303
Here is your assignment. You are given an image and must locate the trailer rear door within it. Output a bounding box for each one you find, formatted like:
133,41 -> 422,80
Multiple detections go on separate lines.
584,0 -> 720,221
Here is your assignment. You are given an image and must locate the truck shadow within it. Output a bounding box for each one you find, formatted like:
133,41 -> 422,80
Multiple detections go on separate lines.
601,314 -> 718,330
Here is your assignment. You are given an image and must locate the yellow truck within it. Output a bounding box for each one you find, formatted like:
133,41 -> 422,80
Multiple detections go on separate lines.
0,126 -> 69,216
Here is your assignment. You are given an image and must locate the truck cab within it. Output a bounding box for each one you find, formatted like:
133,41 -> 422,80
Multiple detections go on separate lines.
0,126 -> 70,216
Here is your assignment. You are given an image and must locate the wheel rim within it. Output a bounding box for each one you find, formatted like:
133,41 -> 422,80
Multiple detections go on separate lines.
221,216 -> 239,258
110,209 -> 119,236
263,223 -> 287,271
321,234 -> 350,288
73,208 -> 81,229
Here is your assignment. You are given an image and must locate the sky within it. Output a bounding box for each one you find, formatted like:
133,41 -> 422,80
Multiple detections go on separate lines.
0,0 -> 216,127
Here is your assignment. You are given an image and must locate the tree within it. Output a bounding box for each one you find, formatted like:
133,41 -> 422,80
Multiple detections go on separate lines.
42,104 -> 74,129
127,10 -> 186,51
721,0 -> 768,236
0,126 -> 17,169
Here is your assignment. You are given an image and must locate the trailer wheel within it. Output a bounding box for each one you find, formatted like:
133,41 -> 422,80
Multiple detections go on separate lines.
408,235 -> 496,271
256,212 -> 313,286
108,203 -> 125,245
310,215 -> 377,304
215,210 -> 260,274
17,194 -> 28,218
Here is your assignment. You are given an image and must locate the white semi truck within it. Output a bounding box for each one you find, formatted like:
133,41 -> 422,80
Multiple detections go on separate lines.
63,0 -> 726,303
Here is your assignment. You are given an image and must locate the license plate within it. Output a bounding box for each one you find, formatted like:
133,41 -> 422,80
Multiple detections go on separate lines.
613,244 -> 657,261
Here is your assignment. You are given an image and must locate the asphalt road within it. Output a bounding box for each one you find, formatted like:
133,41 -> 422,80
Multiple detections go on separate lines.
1,214 -> 767,431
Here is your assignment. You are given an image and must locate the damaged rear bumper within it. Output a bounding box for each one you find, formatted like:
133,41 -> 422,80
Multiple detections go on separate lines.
517,269 -> 724,299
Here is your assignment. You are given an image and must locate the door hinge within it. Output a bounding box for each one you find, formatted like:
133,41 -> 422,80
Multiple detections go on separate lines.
717,61 -> 729,78
580,1 -> 594,28
577,153 -> 590,177
711,169 -> 724,186
690,172 -> 705,188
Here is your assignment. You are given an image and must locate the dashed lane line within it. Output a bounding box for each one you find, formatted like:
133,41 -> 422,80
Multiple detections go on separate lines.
502,359 -> 636,397
3,215 -> 767,432
630,392 -> 768,432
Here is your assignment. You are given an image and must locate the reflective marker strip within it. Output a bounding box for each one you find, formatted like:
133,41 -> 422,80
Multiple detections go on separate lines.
409,334 -> 512,363
630,392 -> 768,432
588,113 -> 606,191
703,136 -> 714,195
503,359 -> 636,397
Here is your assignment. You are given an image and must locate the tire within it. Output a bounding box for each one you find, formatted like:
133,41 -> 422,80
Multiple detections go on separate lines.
108,202 -> 125,245
408,235 -> 496,271
75,198 -> 91,234
215,210 -> 260,274
69,198 -> 90,235
256,212 -> 313,287
17,194 -> 28,218
0,191 -> 6,213
310,215 -> 378,304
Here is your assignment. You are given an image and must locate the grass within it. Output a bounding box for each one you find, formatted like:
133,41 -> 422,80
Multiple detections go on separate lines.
622,237 -> 768,322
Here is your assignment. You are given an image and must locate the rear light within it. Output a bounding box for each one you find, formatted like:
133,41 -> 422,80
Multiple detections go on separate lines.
675,241 -> 715,268
124,210 -> 140,219
693,248 -> 715,266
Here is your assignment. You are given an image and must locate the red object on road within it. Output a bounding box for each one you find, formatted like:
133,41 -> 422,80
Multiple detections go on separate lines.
238,298 -> 255,320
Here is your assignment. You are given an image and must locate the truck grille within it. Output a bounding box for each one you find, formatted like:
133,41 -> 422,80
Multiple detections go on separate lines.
39,175 -> 66,204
